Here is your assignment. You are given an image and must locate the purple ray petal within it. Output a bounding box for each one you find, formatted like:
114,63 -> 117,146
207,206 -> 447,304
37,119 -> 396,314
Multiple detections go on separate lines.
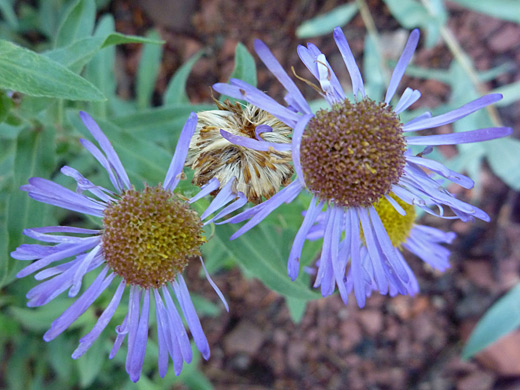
292,114 -> 314,188
385,29 -> 420,104
394,88 -> 421,114
406,155 -> 474,189
43,267 -> 113,341
348,209 -> 366,308
80,111 -> 131,190
357,207 -> 388,294
61,166 -> 114,203
173,276 -> 210,360
128,289 -> 149,383
219,129 -> 291,152
288,196 -> 323,280
254,39 -> 311,115
17,238 -> 100,278
164,112 -> 198,191
199,257 -> 229,312
229,181 -> 303,240
213,81 -> 300,127
255,124 -> 272,139
69,245 -> 101,297
333,27 -> 365,98
162,285 -> 192,364
22,177 -> 106,217
153,289 -> 170,378
406,126 -> 512,145
209,192 -> 248,225
125,286 -> 142,374
188,177 -> 220,204
72,280 -> 126,359
403,94 -> 503,131
109,313 -> 128,359
201,177 -> 236,220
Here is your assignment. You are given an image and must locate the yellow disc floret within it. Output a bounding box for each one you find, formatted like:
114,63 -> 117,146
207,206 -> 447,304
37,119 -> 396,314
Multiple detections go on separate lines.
102,186 -> 205,288
370,194 -> 416,247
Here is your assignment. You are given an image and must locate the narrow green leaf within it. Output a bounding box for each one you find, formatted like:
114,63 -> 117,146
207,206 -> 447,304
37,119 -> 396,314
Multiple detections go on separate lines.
102,32 -> 164,48
450,0 -> 520,24
229,42 -> 257,88
0,40 -> 105,101
45,33 -> 164,73
491,80 -> 520,107
463,283 -> 520,359
164,50 -> 204,105
136,29 -> 163,109
4,124 -> 56,286
296,3 -> 359,38
84,15 -> 116,117
54,0 -> 95,48
286,296 -> 307,324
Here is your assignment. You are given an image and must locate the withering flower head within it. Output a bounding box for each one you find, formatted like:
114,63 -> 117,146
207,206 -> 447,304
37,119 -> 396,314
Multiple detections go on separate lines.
186,100 -> 293,204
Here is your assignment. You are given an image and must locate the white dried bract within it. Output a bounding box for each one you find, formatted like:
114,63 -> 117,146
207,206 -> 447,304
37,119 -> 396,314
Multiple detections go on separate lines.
186,100 -> 293,204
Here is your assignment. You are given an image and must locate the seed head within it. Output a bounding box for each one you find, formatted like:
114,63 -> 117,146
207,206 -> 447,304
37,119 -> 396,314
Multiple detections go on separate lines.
186,100 -> 293,204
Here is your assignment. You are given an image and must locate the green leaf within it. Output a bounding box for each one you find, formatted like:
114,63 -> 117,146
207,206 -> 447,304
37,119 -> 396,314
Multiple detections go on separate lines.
296,3 -> 359,38
164,50 -> 204,105
286,296 -> 307,324
383,0 -> 429,28
136,29 -> 163,109
84,15 -> 116,117
54,0 -> 95,48
383,0 -> 446,47
101,32 -> 164,48
491,80 -> 520,107
463,282 -> 520,359
450,0 -> 520,24
0,40 -> 105,101
45,33 -> 164,74
3,124 -> 56,286
485,138 -> 520,191
229,42 -> 257,88
76,337 -> 105,388
208,223 -> 320,300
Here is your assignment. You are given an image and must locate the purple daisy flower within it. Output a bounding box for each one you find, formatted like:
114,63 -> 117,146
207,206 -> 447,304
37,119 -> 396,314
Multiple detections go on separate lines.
212,27 -> 512,306
11,112 -> 228,382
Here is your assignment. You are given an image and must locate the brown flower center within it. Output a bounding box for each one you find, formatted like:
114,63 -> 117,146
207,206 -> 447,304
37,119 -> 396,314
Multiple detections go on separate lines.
102,186 -> 205,288
300,99 -> 406,207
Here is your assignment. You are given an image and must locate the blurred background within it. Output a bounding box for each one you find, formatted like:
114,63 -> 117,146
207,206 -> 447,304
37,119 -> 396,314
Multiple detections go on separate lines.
0,0 -> 519,389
